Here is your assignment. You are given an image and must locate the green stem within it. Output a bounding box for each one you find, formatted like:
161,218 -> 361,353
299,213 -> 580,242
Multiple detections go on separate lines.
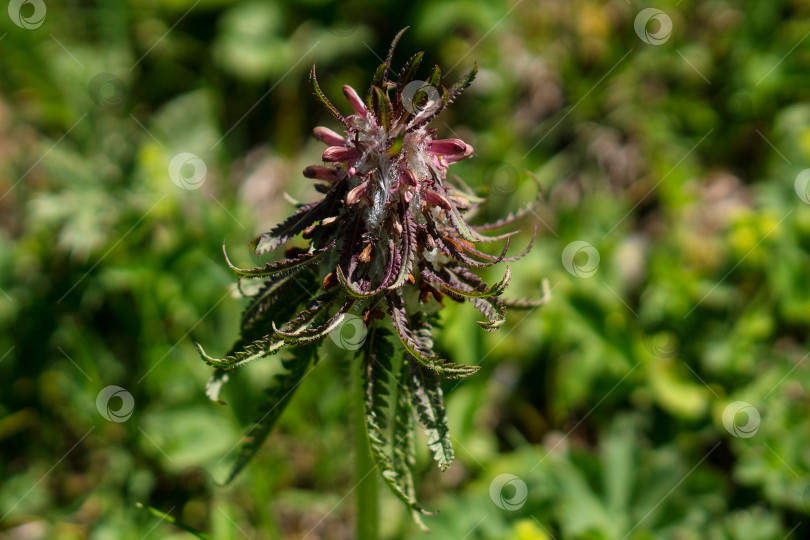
354,348 -> 379,540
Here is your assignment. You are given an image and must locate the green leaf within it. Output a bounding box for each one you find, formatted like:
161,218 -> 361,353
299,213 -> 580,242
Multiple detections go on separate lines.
223,241 -> 333,279
240,271 -> 318,341
371,62 -> 388,90
371,86 -> 393,130
273,296 -> 352,344
471,296 -> 507,331
387,295 -> 480,378
309,65 -> 345,123
196,335 -> 286,370
409,362 -> 454,471
398,52 -> 424,89
448,62 -> 477,104
362,326 -> 431,520
391,355 -> 429,530
224,345 -> 315,484
426,64 -> 441,87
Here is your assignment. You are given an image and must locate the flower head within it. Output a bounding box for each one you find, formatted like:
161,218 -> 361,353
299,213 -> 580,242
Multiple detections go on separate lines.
198,28 -> 547,525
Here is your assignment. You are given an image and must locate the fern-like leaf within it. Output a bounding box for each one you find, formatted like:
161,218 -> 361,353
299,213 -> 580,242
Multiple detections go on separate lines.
224,344 -> 315,484
391,355 -> 428,530
409,362 -> 454,471
196,335 -> 286,370
362,326 -> 430,518
224,241 -> 334,278
387,295 -> 480,378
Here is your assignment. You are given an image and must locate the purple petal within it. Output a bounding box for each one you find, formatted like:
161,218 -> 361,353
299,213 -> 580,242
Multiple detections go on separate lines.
343,85 -> 368,118
313,126 -> 347,146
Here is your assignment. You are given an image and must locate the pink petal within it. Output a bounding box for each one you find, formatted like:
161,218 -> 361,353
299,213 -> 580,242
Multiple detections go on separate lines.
343,85 -> 368,118
426,138 -> 468,157
422,189 -> 452,210
443,143 -> 474,164
312,126 -> 347,146
303,165 -> 339,182
322,145 -> 360,163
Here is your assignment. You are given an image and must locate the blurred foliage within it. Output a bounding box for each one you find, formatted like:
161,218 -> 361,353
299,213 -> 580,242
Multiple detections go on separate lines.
2,0 -> 810,539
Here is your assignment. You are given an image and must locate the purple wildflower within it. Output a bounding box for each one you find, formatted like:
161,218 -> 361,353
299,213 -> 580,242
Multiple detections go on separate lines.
198,28 -> 546,524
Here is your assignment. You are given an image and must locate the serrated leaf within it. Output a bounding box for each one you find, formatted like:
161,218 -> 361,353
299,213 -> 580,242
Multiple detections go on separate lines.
362,326 -> 431,519
422,266 -> 512,298
224,241 -> 334,278
371,86 -> 393,130
471,296 -> 507,331
196,335 -> 286,370
398,52 -> 424,89
249,200 -> 325,255
409,362 -> 454,471
240,271 -> 318,340
309,65 -> 345,124
224,345 -> 315,484
391,355 -> 428,530
387,295 -> 480,378
447,62 -> 477,105
371,62 -> 388,90
273,296 -> 352,344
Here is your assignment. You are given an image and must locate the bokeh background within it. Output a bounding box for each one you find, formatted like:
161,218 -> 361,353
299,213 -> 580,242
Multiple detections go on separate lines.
2,0 -> 810,538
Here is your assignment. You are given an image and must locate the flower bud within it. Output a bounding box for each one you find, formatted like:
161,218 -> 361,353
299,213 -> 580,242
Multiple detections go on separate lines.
313,126 -> 347,146
322,146 -> 360,163
303,165 -> 339,181
343,85 -> 368,118
426,138 -> 468,157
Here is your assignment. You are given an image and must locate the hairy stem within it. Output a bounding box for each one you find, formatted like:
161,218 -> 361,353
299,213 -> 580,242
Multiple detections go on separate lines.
354,345 -> 379,540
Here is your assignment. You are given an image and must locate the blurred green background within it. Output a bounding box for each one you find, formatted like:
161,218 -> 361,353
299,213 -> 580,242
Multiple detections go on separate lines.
2,0 -> 810,538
